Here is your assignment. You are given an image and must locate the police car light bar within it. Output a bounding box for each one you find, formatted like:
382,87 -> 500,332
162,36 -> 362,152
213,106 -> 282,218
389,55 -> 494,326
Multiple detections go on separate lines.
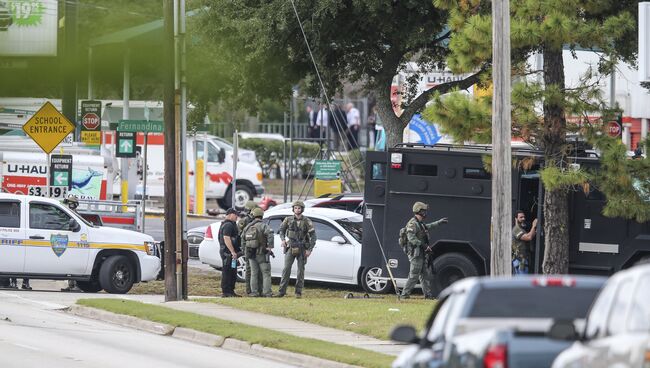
391,153 -> 403,169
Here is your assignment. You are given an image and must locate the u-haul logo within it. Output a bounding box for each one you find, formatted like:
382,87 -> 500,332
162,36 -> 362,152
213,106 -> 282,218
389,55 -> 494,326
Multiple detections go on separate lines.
6,164 -> 47,175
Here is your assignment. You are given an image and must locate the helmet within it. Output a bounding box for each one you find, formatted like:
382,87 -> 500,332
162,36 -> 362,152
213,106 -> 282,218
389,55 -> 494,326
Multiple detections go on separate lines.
412,202 -> 428,213
64,197 -> 79,210
251,207 -> 264,218
244,200 -> 257,211
292,200 -> 305,209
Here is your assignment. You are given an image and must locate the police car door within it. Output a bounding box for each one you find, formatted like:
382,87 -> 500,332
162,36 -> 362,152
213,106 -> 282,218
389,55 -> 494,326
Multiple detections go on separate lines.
0,198 -> 26,273
24,200 -> 89,276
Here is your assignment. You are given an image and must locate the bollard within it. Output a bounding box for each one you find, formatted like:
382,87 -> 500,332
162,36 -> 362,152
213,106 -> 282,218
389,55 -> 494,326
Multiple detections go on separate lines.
196,159 -> 205,215
121,179 -> 128,212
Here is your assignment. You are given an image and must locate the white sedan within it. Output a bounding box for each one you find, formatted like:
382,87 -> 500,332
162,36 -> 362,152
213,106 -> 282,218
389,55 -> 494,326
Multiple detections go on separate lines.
198,208 -> 390,292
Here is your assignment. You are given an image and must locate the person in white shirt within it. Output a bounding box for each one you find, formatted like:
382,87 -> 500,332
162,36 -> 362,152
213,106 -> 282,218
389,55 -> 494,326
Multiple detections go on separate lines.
345,103 -> 360,149
315,104 -> 329,139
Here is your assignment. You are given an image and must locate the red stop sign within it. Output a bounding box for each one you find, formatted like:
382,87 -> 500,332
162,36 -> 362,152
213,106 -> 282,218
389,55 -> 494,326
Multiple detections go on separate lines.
82,113 -> 100,130
607,121 -> 621,137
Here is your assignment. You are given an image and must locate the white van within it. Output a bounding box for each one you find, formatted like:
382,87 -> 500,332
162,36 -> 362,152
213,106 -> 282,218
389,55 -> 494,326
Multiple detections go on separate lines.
0,193 -> 161,294
109,133 -> 264,209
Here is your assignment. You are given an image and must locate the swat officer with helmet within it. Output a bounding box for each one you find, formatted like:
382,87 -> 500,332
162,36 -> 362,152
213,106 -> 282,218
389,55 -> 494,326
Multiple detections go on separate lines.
401,201 -> 447,299
277,200 -> 316,298
241,207 -> 275,297
239,200 -> 263,295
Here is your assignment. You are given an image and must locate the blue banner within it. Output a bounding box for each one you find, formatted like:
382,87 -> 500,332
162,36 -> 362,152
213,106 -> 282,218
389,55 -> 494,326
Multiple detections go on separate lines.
408,114 -> 441,145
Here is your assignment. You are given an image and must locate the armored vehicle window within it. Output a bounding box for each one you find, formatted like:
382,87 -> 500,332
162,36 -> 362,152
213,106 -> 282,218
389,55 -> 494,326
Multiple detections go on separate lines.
463,168 -> 491,180
0,201 -> 20,228
371,163 -> 386,180
29,203 -> 73,231
408,164 -> 437,177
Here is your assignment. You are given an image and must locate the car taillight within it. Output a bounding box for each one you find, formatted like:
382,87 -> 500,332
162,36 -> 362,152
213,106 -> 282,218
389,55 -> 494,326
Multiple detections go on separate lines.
532,277 -> 576,287
204,226 -> 213,240
483,344 -> 507,368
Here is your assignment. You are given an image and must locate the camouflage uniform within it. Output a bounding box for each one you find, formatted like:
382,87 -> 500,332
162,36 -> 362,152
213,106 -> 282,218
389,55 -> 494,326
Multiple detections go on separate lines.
241,208 -> 275,297
512,223 -> 530,274
238,201 -> 263,294
401,202 -> 446,298
278,202 -> 316,297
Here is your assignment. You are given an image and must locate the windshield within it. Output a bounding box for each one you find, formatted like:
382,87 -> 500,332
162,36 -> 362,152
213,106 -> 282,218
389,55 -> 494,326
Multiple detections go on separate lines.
469,287 -> 600,319
211,137 -> 233,150
335,218 -> 362,242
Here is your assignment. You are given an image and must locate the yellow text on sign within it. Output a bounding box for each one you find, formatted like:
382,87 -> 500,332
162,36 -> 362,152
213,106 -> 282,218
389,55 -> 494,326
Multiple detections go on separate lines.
22,101 -> 76,154
81,131 -> 101,145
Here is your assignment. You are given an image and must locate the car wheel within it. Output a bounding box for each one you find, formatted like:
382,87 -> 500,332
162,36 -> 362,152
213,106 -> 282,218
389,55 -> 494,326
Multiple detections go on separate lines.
236,256 -> 246,282
99,255 -> 135,294
431,253 -> 480,296
223,185 -> 254,210
77,279 -> 103,293
361,266 -> 394,294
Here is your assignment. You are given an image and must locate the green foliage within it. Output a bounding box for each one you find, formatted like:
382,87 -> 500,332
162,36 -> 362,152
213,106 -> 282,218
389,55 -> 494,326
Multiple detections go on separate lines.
539,165 -> 589,192
238,138 -> 320,177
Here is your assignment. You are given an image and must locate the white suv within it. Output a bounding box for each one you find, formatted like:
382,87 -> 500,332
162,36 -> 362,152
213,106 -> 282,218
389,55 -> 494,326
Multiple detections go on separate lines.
0,194 -> 161,294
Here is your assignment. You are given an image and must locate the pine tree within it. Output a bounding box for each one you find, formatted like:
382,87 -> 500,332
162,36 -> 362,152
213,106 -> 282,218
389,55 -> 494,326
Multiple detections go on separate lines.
425,0 -> 638,273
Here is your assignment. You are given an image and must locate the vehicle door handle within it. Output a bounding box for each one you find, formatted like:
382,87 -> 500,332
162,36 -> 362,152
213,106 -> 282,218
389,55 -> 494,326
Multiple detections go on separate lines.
29,235 -> 45,240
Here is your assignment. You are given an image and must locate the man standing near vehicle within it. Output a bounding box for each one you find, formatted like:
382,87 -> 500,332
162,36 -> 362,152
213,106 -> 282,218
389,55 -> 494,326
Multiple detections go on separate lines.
239,200 -> 263,296
61,197 -> 82,292
345,102 -> 360,149
401,202 -> 447,299
241,208 -> 275,297
219,208 -> 242,297
512,210 -> 537,274
277,200 -> 316,298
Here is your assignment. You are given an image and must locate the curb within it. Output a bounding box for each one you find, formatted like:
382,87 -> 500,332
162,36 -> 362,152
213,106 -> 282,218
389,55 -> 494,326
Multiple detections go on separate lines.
67,305 -> 174,335
67,305 -> 361,368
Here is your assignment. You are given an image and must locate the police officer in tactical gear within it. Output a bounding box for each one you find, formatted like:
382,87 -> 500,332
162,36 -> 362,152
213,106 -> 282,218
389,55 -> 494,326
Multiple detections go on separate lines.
277,200 -> 316,298
239,200 -> 263,295
512,210 -> 537,274
241,208 -> 275,297
219,208 -> 243,297
401,202 -> 447,299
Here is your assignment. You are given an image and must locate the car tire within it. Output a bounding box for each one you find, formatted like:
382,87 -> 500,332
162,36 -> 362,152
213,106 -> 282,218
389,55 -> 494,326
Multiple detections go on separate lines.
236,256 -> 246,282
99,255 -> 135,294
223,185 -> 254,210
77,279 -> 103,293
361,266 -> 394,294
431,253 -> 480,296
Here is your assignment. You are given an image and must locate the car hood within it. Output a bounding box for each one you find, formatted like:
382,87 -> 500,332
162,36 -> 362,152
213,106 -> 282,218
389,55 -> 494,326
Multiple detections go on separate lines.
89,226 -> 154,245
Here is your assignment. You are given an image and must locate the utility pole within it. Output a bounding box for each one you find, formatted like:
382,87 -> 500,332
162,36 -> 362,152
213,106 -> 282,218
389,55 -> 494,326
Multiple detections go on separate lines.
491,0 -> 512,276
163,0 -> 178,301
62,0 -> 78,136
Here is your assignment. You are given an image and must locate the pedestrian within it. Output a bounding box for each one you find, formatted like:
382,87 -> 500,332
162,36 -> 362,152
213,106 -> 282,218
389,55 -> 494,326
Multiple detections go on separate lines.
277,200 -> 316,298
219,208 -> 242,297
241,208 -> 275,297
401,202 -> 447,299
62,196 -> 82,292
315,103 -> 329,141
8,278 -> 30,290
330,103 -> 348,150
512,210 -> 537,274
238,200 -> 263,296
306,105 -> 319,139
367,105 -> 378,149
345,102 -> 360,149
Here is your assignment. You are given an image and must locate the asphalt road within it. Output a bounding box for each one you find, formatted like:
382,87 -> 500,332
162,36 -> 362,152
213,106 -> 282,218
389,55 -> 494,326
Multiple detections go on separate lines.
144,216 -> 217,242
0,290 -> 295,368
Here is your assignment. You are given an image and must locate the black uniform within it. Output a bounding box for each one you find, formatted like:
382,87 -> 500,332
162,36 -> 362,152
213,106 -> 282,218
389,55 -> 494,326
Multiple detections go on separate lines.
218,219 -> 241,296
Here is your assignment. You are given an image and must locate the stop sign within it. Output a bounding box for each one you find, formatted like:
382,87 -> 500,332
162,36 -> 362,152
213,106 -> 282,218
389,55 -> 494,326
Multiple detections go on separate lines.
82,113 -> 100,130
607,121 -> 621,137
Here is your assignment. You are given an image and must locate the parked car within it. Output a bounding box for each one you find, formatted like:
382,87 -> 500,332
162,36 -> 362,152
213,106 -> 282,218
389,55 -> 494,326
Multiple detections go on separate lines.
391,275 -> 606,368
187,226 -> 207,258
551,263 -> 650,368
267,194 -> 364,214
198,207 -> 387,291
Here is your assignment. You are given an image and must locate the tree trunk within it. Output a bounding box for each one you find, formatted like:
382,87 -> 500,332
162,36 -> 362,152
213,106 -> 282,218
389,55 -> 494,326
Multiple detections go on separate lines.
375,82 -> 405,148
541,46 -> 570,274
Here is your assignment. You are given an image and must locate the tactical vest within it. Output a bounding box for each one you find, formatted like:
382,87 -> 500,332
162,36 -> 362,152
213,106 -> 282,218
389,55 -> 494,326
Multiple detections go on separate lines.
243,219 -> 265,250
286,216 -> 309,244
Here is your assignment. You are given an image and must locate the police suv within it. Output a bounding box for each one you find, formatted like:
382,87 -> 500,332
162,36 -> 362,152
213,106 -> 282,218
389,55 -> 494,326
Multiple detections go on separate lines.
0,193 -> 161,294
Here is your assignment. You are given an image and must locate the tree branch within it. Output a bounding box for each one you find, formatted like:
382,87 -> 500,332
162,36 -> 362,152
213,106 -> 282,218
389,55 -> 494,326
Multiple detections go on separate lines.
400,68 -> 486,124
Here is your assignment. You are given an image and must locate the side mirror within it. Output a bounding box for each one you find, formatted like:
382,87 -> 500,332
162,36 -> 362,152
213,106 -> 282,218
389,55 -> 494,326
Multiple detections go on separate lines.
218,148 -> 226,163
547,319 -> 579,341
331,235 -> 347,244
390,325 -> 420,344
69,218 -> 81,232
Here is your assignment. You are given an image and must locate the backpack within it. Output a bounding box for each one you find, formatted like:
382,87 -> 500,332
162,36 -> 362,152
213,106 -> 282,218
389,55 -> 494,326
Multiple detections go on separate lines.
398,226 -> 409,254
243,220 -> 262,249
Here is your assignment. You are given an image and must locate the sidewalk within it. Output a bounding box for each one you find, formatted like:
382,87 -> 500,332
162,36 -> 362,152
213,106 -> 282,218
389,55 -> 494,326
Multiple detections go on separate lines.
157,300 -> 405,356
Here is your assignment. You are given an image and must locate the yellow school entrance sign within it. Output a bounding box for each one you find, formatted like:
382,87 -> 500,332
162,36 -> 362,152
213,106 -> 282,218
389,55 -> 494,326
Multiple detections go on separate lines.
22,101 -> 76,154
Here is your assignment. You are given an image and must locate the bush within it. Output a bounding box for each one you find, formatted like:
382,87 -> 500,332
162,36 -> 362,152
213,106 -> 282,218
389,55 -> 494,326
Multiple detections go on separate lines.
239,138 -> 321,178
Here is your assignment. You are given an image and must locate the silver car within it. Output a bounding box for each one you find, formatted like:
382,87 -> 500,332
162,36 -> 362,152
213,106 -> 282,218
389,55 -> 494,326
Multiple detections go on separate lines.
551,263 -> 650,368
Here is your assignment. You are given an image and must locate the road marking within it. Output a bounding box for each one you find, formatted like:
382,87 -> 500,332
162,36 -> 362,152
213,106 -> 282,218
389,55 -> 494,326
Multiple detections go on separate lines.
12,342 -> 41,351
0,291 -> 68,310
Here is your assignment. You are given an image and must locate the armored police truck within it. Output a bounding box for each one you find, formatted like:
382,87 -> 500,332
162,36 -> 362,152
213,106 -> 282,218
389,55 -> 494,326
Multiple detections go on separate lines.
361,143 -> 650,294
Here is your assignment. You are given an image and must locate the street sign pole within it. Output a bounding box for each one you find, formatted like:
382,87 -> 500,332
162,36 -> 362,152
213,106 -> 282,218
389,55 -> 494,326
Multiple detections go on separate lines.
232,130 -> 238,208
142,133 -> 148,233
46,153 -> 50,196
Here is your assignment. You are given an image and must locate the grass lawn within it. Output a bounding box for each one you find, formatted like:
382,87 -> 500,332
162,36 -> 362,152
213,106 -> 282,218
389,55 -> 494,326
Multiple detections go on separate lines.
201,296 -> 434,340
78,299 -> 394,368
264,178 -> 310,197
